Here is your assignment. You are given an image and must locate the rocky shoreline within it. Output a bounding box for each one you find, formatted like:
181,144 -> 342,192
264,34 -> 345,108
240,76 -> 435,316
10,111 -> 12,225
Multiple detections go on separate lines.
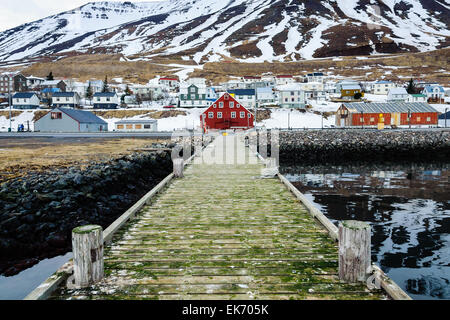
0,144 -> 173,276
277,130 -> 450,164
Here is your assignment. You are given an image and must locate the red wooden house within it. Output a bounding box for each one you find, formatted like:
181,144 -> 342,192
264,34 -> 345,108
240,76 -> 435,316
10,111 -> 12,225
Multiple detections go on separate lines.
336,102 -> 439,127
200,93 -> 254,132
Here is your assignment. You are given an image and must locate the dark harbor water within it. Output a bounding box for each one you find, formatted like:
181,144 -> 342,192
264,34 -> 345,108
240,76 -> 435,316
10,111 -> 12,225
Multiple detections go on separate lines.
281,161 -> 450,300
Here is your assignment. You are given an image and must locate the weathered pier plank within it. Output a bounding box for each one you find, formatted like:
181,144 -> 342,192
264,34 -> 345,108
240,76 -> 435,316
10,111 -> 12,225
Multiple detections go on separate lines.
49,133 -> 389,300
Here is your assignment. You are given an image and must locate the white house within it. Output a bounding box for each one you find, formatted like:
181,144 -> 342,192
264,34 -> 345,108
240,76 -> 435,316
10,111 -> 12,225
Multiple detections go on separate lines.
407,94 -> 427,103
241,76 -> 261,83
276,83 -> 306,108
422,85 -> 445,102
387,88 -> 409,102
12,92 -> 40,109
275,75 -> 295,86
187,78 -> 207,86
305,72 -> 325,83
26,76 -> 45,89
256,87 -> 275,105
52,92 -> 81,108
93,92 -> 119,109
301,82 -> 325,100
228,89 -> 256,109
373,81 -> 396,95
159,77 -> 179,89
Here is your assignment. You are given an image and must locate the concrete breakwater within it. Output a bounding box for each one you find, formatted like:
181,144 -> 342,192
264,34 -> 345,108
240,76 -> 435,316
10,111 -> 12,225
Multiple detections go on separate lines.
277,130 -> 450,164
0,145 -> 173,276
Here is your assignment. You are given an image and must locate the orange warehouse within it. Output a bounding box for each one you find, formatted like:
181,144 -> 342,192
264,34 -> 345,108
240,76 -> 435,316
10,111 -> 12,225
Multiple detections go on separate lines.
336,102 -> 439,127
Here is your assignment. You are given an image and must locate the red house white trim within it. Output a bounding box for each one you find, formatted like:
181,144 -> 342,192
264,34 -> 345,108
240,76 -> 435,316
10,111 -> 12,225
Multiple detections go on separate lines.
200,93 -> 254,132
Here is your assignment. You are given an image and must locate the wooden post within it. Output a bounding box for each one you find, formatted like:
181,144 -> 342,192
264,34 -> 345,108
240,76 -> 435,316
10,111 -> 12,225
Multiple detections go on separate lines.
173,158 -> 184,178
338,220 -> 371,283
266,157 -> 277,169
72,225 -> 104,287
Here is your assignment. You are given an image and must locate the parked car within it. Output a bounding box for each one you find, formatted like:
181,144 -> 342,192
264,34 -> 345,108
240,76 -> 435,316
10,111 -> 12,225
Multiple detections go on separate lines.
164,105 -> 176,109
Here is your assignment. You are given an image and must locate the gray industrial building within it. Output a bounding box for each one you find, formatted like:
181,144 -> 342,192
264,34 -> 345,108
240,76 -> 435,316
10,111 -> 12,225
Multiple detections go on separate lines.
34,107 -> 108,132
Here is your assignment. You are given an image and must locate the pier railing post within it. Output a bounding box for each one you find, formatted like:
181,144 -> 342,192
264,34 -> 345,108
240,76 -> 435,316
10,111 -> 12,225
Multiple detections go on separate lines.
338,220 -> 371,283
72,225 -> 104,287
173,158 -> 184,178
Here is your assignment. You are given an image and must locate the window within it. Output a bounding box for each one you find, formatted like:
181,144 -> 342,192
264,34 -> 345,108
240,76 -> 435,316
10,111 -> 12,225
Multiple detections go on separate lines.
190,87 -> 195,93
135,124 -> 142,129
231,112 -> 236,118
217,112 -> 222,119
240,112 -> 245,118
370,117 -> 375,122
208,112 -> 214,118
51,112 -> 62,119
144,124 -> 151,129
291,91 -> 295,96
285,98 -> 288,102
107,97 -> 110,102
427,117 -> 431,122
248,96 -> 252,99
213,104 -> 216,108
126,124 -> 133,129
239,96 -> 243,100
219,102 -> 224,108
229,102 -> 234,108
417,117 -> 421,121
66,97 -> 69,101
56,98 -> 60,102
97,97 -> 100,101
237,104 -> 240,108
291,98 -> 295,102
117,124 -> 124,129
248,113 -> 251,118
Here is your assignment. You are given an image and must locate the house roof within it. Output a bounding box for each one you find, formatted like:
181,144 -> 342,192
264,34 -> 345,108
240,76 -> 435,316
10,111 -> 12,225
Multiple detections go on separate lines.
423,85 -> 444,93
375,81 -> 394,84
93,92 -> 117,97
228,89 -> 255,96
276,83 -> 302,91
388,88 -> 408,95
256,87 -> 273,94
42,80 -> 64,86
42,87 -> 61,93
56,108 -> 107,124
52,92 -> 78,97
342,85 -> 361,90
343,102 -> 438,113
160,77 -> 178,81
13,92 -> 37,99
276,75 -> 293,78
307,73 -> 324,76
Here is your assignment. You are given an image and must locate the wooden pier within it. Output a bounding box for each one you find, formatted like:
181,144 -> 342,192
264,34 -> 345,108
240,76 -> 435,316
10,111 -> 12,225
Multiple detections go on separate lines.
28,132 -> 410,300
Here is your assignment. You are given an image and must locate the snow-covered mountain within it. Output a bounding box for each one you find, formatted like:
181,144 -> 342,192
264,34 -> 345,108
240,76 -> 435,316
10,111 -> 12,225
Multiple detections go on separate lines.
0,0 -> 449,63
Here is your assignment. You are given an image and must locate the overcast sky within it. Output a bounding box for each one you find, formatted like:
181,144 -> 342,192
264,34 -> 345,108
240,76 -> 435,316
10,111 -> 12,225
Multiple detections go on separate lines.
0,0 -> 160,32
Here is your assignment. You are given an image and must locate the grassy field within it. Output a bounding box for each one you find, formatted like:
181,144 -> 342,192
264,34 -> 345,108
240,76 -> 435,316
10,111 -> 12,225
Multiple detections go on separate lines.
0,137 -> 168,183
3,48 -> 446,86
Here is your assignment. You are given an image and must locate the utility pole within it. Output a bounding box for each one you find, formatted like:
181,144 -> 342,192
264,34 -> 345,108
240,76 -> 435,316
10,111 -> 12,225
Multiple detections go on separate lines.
254,81 -> 257,130
321,112 -> 324,129
445,108 -> 448,128
8,77 -> 11,132
288,109 -> 290,130
408,109 -> 411,129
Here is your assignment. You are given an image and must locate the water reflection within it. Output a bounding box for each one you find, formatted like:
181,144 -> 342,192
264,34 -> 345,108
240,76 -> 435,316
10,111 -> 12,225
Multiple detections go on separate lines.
282,162 -> 450,300
0,252 -> 72,300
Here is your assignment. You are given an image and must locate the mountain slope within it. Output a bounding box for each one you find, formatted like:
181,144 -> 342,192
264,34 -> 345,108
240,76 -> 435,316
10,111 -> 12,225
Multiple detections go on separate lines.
0,0 -> 448,63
